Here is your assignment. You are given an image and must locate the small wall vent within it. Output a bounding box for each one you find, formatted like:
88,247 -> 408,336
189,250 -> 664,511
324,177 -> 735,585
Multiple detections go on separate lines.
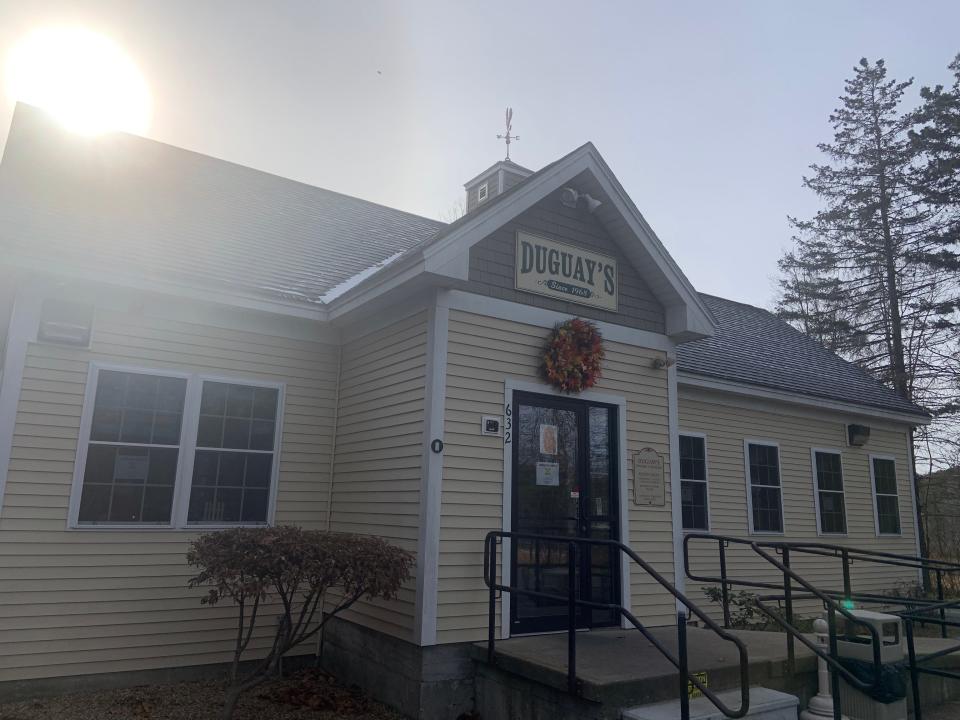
38,298 -> 93,347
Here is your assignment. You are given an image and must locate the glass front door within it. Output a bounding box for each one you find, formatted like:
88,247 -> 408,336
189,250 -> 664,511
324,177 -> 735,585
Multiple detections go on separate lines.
510,391 -> 620,635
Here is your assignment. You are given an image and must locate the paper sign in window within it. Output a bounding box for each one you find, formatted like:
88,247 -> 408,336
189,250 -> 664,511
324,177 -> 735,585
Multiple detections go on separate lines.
539,425 -> 558,455
114,452 -> 149,482
536,462 -> 560,486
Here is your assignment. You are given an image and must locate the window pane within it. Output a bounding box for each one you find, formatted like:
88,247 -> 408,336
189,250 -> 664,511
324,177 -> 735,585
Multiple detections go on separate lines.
78,445 -> 177,524
819,491 -> 847,533
80,372 -> 183,525
120,409 -> 153,444
78,484 -> 110,523
90,407 -> 122,442
815,452 -> 844,491
218,453 -> 245,486
245,454 -> 273,487
188,450 -> 272,524
226,385 -> 255,418
253,388 -> 279,421
200,382 -> 227,415
142,486 -> 175,522
873,459 -> 898,495
681,480 -> 708,530
223,418 -> 251,449
877,495 -> 901,534
749,444 -> 780,487
152,412 -> 182,445
127,375 -> 158,409
679,435 -> 705,481
109,485 -> 144,523
197,382 -> 278,452
197,415 -> 224,447
95,371 -> 126,408
752,485 -> 783,532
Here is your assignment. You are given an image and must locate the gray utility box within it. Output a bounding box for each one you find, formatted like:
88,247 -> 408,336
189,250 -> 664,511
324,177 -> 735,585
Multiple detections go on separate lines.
621,687 -> 798,720
835,609 -> 907,720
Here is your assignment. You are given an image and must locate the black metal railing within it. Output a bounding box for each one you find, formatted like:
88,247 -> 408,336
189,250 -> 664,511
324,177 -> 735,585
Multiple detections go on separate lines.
903,598 -> 960,720
684,532 -> 960,720
483,530 -> 751,720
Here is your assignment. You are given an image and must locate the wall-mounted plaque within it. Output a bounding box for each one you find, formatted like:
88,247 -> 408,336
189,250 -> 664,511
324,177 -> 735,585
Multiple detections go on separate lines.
515,231 -> 618,311
632,448 -> 664,506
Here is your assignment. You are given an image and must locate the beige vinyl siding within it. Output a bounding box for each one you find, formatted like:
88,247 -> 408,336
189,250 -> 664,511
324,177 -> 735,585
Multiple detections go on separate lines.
0,303 -> 338,682
679,386 -> 920,618
436,309 -> 675,644
328,310 -> 428,642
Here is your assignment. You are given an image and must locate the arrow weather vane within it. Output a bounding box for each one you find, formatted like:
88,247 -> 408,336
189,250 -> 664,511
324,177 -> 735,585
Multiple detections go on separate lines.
497,107 -> 519,161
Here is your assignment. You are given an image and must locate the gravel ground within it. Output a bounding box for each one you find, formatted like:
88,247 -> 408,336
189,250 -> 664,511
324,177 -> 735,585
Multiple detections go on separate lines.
0,671 -> 404,720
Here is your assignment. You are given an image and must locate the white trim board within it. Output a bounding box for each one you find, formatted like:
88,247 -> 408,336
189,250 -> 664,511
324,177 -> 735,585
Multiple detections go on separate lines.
499,378 -> 631,638
679,373 -> 929,426
0,285 -> 43,515
667,357 -> 686,610
445,290 -> 675,352
415,291 -> 449,646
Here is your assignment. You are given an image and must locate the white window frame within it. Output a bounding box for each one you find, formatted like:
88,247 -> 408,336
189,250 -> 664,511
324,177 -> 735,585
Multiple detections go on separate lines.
679,430 -> 710,532
810,447 -> 847,536
743,439 -> 785,535
869,454 -> 902,537
69,363 -> 284,530
477,182 -> 489,203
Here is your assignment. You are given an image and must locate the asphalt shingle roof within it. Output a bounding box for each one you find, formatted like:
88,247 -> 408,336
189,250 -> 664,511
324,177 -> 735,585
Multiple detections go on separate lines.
678,294 -> 927,417
0,105 -> 445,306
0,105 -> 927,419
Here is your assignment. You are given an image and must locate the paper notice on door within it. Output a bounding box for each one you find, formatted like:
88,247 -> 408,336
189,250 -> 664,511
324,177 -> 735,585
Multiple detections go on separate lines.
536,462 -> 560,486
539,424 -> 558,455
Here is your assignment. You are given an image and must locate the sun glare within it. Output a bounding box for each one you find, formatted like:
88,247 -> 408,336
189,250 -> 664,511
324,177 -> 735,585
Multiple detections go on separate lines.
5,27 -> 151,136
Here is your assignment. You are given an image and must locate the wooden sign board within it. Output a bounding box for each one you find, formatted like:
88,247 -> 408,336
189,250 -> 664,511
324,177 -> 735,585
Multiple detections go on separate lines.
632,447 -> 664,506
515,231 -> 618,311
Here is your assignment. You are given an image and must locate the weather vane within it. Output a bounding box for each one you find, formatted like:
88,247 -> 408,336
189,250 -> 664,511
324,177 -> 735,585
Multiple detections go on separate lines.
497,107 -> 519,161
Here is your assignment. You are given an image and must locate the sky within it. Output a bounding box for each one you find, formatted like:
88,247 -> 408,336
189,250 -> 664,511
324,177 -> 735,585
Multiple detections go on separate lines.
1,1 -> 959,308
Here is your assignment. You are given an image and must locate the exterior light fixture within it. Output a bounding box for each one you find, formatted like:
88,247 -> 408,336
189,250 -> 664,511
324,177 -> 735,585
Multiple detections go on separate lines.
847,424 -> 871,447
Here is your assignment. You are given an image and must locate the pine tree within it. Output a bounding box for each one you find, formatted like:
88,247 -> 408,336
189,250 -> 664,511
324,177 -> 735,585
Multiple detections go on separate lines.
778,58 -> 959,470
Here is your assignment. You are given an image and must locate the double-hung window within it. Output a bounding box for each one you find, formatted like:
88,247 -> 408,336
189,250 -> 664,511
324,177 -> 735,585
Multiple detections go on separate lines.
870,456 -> 902,535
679,434 -> 709,530
812,449 -> 847,535
745,441 -> 783,533
72,365 -> 283,528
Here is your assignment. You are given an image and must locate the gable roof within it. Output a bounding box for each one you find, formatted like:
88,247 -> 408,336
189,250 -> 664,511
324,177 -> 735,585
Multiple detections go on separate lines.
0,104 -> 444,311
678,294 -> 928,419
0,105 -> 928,420
352,141 -> 718,341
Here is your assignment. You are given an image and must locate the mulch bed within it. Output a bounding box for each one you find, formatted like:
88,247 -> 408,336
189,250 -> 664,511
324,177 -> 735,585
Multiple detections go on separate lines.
0,669 -> 404,720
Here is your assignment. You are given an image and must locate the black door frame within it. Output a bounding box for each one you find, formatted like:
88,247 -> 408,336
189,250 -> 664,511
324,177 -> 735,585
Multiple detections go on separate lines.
509,390 -> 621,635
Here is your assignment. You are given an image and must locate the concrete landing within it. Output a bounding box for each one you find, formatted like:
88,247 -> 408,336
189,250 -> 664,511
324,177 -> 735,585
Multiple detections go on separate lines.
473,627 -> 960,720
475,627 -> 817,704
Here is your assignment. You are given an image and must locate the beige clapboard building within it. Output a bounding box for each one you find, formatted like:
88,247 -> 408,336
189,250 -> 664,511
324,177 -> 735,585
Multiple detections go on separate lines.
0,104 -> 930,716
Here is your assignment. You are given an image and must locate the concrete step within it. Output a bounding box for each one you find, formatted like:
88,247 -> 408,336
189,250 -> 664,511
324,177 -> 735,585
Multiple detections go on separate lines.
621,687 -> 798,720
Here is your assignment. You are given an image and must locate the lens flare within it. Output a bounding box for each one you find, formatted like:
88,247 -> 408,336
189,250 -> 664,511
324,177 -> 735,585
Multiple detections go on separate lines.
5,27 -> 151,135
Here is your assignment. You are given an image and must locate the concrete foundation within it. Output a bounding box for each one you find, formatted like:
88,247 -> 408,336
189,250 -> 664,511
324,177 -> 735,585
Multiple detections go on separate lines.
319,616 -> 475,719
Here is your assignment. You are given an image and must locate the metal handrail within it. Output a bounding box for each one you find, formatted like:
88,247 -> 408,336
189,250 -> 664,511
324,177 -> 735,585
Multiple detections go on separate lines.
483,530 -> 751,720
684,532 -> 960,637
684,532 -> 960,720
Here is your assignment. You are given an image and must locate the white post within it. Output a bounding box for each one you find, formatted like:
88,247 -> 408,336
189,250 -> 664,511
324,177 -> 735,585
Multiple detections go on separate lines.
801,617 -> 849,720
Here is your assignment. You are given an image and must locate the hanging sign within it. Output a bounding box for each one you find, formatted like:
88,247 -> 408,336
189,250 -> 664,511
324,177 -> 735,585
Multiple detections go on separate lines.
632,448 -> 664,506
516,232 -> 618,311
